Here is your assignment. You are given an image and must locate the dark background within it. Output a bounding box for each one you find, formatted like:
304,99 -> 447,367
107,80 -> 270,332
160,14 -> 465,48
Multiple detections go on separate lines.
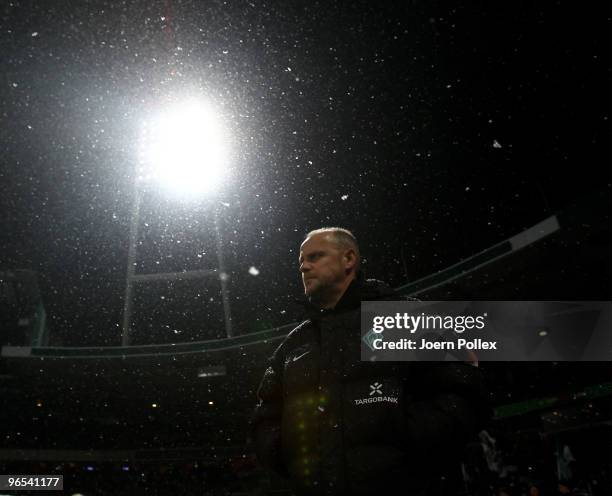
1,1 -> 611,494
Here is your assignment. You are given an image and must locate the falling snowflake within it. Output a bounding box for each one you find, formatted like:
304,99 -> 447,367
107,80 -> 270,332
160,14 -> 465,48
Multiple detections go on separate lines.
341,194 -> 349,200
493,140 -> 502,149
248,266 -> 260,276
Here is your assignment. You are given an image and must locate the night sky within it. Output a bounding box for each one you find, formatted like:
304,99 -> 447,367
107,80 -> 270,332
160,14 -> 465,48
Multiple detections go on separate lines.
1,1 -> 609,346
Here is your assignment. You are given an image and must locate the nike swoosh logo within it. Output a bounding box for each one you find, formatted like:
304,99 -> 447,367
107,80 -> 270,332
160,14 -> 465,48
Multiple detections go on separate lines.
291,351 -> 310,362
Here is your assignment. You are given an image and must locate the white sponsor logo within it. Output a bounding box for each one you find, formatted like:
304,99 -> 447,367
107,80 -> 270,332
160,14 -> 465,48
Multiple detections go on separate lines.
369,382 -> 382,396
355,382 -> 398,406
354,396 -> 399,406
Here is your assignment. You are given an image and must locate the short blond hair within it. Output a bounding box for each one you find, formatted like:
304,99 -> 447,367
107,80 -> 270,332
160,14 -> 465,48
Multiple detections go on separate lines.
305,227 -> 361,271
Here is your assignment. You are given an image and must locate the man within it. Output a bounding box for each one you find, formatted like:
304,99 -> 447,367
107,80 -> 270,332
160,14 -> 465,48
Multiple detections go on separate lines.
251,228 -> 489,495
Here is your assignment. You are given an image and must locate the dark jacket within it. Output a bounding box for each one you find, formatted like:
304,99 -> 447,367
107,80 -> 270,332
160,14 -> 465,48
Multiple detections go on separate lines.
252,278 -> 490,495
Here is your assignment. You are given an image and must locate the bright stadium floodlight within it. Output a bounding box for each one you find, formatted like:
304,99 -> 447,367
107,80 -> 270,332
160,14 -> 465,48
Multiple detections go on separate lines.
139,99 -> 230,197
122,97 -> 234,346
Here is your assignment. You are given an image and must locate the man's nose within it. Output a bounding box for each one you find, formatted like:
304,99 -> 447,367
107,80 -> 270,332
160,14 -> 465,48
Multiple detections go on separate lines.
300,262 -> 310,273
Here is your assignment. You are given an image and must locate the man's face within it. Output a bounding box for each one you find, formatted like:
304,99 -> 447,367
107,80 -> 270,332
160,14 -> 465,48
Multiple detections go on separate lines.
299,233 -> 349,299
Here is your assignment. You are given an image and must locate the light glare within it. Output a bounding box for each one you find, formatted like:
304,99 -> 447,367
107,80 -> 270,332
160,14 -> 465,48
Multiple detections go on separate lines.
141,99 -> 230,197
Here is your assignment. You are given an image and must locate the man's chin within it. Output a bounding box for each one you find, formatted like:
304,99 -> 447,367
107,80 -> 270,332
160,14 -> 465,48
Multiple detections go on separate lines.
304,285 -> 320,300
303,279 -> 317,295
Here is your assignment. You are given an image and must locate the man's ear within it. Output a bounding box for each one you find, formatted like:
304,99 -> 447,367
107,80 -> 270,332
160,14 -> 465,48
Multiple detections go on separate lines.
344,249 -> 357,270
